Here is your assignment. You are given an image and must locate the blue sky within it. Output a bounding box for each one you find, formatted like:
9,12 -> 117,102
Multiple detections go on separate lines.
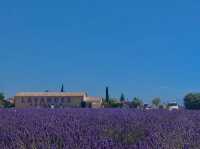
1,0 -> 200,103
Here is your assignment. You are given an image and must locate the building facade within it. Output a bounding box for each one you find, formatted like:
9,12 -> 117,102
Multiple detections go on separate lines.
14,92 -> 102,108
85,96 -> 103,108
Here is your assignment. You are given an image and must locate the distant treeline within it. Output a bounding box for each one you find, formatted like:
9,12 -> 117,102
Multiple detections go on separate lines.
1,88 -> 200,109
0,93 -> 14,108
103,87 -> 200,109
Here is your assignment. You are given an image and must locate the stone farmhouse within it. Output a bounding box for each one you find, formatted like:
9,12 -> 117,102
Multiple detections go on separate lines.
14,92 -> 102,108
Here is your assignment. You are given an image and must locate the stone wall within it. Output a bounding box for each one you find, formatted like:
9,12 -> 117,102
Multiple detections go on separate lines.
14,96 -> 83,108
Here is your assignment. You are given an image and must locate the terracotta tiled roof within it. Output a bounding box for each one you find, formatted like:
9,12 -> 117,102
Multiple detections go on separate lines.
15,92 -> 87,97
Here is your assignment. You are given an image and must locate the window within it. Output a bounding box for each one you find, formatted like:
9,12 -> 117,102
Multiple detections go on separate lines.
28,98 -> 33,106
61,97 -> 64,103
34,98 -> 38,106
54,98 -> 59,103
168,103 -> 178,106
40,98 -> 45,106
21,97 -> 25,103
47,98 -> 52,103
67,97 -> 71,103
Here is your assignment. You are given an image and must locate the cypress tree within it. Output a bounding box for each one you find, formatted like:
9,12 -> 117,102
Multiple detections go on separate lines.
61,84 -> 64,92
120,93 -> 125,102
106,86 -> 109,102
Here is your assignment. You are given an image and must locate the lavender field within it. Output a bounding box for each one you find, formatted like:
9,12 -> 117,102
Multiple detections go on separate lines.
0,109 -> 199,149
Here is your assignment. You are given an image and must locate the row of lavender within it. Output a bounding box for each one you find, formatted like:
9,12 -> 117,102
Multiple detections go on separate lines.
0,109 -> 199,149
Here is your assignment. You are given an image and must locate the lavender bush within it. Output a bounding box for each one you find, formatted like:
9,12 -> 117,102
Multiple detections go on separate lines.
0,109 -> 199,149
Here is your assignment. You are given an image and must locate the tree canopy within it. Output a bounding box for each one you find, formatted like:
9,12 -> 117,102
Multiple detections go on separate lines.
131,97 -> 143,108
0,92 -> 5,100
61,84 -> 64,92
0,92 -> 14,108
184,93 -> 200,109
152,97 -> 161,107
120,93 -> 125,102
105,87 -> 109,102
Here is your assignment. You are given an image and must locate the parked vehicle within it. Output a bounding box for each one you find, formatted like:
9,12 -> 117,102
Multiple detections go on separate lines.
144,104 -> 153,110
168,102 -> 179,111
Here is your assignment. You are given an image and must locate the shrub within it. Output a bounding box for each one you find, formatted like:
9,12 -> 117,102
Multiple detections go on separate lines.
184,93 -> 200,109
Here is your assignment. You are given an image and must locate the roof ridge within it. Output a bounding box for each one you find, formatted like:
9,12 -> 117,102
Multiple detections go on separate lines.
15,92 -> 87,96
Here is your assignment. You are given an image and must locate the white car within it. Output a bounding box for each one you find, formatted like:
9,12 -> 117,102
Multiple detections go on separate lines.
144,104 -> 153,110
168,102 -> 179,111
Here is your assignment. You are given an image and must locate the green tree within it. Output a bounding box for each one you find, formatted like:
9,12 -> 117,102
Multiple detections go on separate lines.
0,93 -> 14,108
158,104 -> 164,109
0,93 -> 5,108
105,86 -> 109,102
102,99 -> 122,108
80,101 -> 86,108
152,97 -> 161,107
0,92 -> 4,100
61,84 -> 64,92
131,97 -> 143,108
120,93 -> 125,102
109,100 -> 122,108
184,93 -> 200,109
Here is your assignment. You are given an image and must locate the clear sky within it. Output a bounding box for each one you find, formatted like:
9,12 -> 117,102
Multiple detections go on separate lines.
1,0 -> 200,103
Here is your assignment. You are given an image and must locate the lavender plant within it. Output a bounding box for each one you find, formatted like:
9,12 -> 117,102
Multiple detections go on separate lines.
0,109 -> 199,149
